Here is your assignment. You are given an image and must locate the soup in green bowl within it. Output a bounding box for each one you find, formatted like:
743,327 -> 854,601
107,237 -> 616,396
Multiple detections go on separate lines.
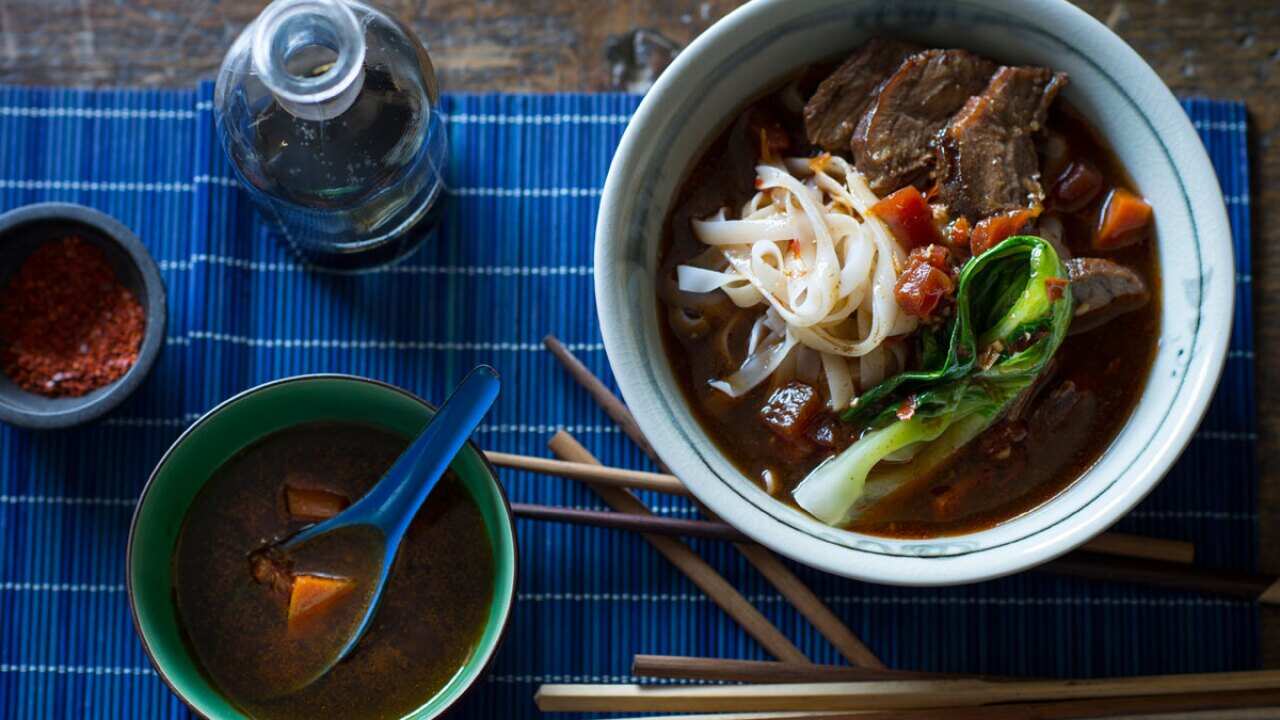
128,375 -> 517,720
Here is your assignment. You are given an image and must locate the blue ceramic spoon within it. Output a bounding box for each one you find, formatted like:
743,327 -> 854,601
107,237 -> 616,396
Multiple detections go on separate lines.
278,365 -> 500,686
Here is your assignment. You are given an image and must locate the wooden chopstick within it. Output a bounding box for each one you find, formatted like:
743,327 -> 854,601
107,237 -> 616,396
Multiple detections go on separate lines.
548,431 -> 811,664
630,654 -> 1001,684
488,448 -> 1195,566
1081,531 -> 1194,564
1045,551 -> 1277,603
511,497 -> 1280,604
611,714 -> 848,720
543,334 -> 665,464
486,451 -> 692,496
606,688 -> 1280,719
533,670 -> 1280,713
544,335 -> 885,669
511,503 -> 745,541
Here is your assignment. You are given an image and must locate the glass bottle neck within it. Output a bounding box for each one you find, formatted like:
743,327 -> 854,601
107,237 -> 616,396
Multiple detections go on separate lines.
251,0 -> 366,121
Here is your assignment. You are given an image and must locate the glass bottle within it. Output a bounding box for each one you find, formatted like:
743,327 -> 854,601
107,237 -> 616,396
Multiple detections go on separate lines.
214,0 -> 446,271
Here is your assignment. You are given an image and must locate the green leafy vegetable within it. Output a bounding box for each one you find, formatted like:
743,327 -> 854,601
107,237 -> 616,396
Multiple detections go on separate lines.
793,236 -> 1073,526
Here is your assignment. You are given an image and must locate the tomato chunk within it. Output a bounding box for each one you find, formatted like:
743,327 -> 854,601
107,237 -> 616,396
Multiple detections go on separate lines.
1094,188 -> 1152,251
285,486 -> 350,522
909,243 -> 951,271
969,209 -> 1034,256
288,574 -> 355,630
894,245 -> 955,319
1051,161 -> 1103,212
871,186 -> 941,250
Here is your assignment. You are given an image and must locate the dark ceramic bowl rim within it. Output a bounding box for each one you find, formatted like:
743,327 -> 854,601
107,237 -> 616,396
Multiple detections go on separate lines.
0,202 -> 167,429
126,373 -> 519,719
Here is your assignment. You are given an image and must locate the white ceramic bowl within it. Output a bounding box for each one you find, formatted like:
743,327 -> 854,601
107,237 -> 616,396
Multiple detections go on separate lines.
595,0 -> 1234,585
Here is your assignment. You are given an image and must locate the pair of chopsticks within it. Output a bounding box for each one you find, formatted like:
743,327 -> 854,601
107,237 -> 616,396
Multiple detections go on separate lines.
501,336 -> 1280,607
521,654 -> 1280,717
516,335 -> 1280,718
538,336 -> 879,666
493,452 -> 1197,562
534,670 -> 1280,717
522,338 -> 1280,655
495,449 -> 1280,603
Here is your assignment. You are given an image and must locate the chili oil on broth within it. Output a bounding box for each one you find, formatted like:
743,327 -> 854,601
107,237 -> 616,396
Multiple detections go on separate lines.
172,421 -> 496,720
656,73 -> 1160,539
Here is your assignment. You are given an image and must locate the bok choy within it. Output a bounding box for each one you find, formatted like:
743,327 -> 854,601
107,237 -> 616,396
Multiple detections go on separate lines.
792,236 -> 1073,526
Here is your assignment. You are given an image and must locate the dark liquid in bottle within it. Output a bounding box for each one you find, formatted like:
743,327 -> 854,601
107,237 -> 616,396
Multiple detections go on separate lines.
240,66 -> 446,271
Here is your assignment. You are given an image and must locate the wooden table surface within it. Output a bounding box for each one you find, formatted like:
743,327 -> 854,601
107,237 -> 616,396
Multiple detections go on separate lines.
4,0 -> 1280,671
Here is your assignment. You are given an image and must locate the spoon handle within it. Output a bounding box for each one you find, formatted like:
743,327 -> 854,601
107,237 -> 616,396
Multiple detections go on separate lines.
360,365 -> 501,543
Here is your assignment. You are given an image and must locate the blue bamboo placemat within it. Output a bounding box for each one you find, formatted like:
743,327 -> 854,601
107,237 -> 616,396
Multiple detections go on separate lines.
0,83 -> 1257,719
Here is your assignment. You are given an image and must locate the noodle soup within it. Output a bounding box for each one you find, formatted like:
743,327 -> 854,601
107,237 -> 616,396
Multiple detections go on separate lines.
656,41 -> 1158,538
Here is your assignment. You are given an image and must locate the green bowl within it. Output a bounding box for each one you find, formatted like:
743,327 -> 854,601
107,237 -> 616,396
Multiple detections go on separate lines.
127,374 -> 518,719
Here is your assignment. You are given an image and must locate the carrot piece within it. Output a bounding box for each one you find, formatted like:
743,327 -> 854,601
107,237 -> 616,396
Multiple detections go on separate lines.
894,261 -> 953,318
1094,188 -> 1152,250
285,486 -> 350,522
870,186 -> 941,250
969,209 -> 1034,256
288,574 -> 355,628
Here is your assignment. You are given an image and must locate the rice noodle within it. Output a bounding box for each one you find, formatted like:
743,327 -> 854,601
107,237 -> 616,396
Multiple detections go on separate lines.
678,154 -> 916,410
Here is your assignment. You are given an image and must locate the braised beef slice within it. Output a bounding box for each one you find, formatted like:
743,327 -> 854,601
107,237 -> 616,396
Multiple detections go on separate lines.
936,66 -> 1068,221
760,381 -> 822,441
852,49 -> 996,194
804,39 -> 921,152
1065,257 -> 1150,334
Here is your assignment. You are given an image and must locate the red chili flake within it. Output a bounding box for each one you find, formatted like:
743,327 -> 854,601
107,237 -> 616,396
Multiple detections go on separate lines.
1045,276 -> 1068,302
0,237 -> 145,397
896,395 -> 917,421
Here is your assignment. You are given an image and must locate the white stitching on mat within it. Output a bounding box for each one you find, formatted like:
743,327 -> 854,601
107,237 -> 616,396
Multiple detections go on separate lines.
157,256 -> 594,276
450,187 -> 602,197
440,113 -> 631,125
176,333 -> 604,352
0,107 -> 196,119
1193,431 -> 1258,441
0,495 -> 134,506
0,665 -> 156,676
192,175 -> 604,197
1191,120 -> 1246,133
0,583 -> 125,592
0,179 -> 194,192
